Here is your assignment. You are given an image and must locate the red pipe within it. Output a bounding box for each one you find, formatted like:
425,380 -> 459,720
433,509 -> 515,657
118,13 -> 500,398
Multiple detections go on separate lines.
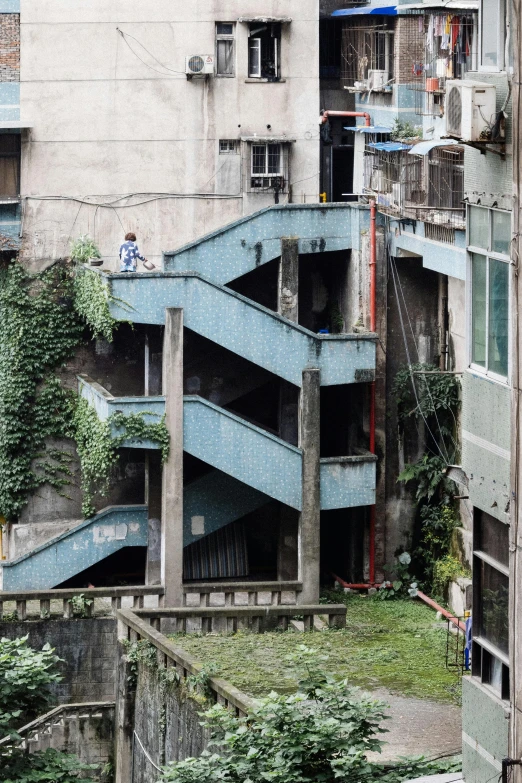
416,591 -> 466,632
320,110 -> 372,127
331,573 -> 374,590
368,198 -> 377,584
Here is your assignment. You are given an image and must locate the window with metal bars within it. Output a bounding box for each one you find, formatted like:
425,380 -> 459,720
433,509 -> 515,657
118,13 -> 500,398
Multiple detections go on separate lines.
249,143 -> 288,192
341,18 -> 394,90
408,13 -> 477,116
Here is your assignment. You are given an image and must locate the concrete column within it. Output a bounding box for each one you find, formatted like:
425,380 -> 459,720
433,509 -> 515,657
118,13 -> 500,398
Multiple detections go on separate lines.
161,309 -> 184,607
298,368 -> 321,604
114,635 -> 136,783
277,506 -> 298,580
278,237 -> 299,322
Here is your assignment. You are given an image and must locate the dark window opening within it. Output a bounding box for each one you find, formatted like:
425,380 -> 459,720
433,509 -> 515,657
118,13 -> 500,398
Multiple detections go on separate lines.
0,134 -> 21,199
248,22 -> 281,80
320,19 -> 342,79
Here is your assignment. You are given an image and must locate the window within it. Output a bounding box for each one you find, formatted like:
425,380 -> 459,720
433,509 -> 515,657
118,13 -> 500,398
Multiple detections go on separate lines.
341,19 -> 394,89
219,139 -> 239,154
216,23 -> 235,76
480,0 -> 506,69
248,23 -> 281,80
249,143 -> 288,191
468,206 -> 511,379
0,134 -> 20,199
472,509 -> 510,699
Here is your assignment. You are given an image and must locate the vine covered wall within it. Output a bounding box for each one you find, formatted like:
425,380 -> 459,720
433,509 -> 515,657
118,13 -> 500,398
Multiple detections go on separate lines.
0,260 -> 168,523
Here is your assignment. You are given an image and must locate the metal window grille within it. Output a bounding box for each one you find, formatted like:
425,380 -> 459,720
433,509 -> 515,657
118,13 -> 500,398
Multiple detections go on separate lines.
248,143 -> 288,192
216,23 -> 235,76
363,144 -> 465,227
407,13 -> 477,116
219,139 -> 239,154
341,19 -> 394,90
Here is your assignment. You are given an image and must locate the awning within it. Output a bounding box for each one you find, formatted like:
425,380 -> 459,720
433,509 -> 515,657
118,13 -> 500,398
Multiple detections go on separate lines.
0,121 -> 32,129
345,125 -> 392,133
408,138 -> 460,155
240,135 -> 296,143
333,6 -> 397,16
368,141 -> 412,151
238,16 -> 292,23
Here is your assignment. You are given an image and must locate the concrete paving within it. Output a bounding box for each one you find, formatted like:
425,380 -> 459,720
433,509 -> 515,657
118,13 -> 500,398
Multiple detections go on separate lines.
368,689 -> 462,762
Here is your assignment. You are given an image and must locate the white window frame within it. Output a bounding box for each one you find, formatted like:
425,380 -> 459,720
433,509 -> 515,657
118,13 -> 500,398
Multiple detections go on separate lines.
219,139 -> 239,154
248,37 -> 262,78
251,143 -> 283,178
216,22 -> 235,77
478,0 -> 506,72
467,205 -> 511,384
248,23 -> 281,80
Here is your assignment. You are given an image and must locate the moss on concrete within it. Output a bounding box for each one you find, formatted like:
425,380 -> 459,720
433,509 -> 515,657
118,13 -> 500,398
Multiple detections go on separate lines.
170,595 -> 464,704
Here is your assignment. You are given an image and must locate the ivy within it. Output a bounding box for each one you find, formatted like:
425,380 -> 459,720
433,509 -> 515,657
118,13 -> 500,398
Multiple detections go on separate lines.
0,262 -> 83,522
0,636 -> 96,783
74,399 -> 169,518
393,364 -> 462,593
73,265 -> 117,343
73,398 -> 118,518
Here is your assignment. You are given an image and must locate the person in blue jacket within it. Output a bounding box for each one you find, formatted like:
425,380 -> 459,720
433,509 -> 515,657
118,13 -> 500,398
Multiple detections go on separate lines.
119,232 -> 148,272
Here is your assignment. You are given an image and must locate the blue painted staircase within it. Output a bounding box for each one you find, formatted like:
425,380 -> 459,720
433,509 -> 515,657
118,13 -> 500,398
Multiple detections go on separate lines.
6,204 -> 378,590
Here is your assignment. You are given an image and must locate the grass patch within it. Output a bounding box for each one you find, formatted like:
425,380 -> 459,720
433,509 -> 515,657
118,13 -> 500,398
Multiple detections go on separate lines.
170,595 -> 463,704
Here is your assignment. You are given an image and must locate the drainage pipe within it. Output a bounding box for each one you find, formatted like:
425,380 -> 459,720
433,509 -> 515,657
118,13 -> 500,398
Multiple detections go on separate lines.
416,590 -> 466,632
320,110 -> 372,126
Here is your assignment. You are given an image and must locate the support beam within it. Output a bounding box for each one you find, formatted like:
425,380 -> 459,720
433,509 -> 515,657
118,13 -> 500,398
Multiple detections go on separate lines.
278,237 -> 299,322
298,368 -> 321,604
161,309 -> 184,607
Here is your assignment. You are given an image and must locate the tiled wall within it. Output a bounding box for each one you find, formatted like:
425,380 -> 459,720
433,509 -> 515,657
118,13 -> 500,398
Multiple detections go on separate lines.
0,13 -> 19,81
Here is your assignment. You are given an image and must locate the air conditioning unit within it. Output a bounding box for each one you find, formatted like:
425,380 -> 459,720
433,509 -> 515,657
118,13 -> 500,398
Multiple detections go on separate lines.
445,80 -> 497,142
368,70 -> 389,91
185,54 -> 215,76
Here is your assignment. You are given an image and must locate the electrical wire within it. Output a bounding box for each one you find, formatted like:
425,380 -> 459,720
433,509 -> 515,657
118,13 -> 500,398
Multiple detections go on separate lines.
116,28 -> 186,74
388,252 -> 449,463
116,28 -> 186,78
133,731 -> 162,772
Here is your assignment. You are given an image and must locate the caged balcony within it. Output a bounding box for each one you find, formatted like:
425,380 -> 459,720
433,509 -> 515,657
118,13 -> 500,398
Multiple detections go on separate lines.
363,139 -> 465,229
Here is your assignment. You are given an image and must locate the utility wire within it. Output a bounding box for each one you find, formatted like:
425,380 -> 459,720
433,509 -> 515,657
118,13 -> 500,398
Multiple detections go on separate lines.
116,28 -> 186,78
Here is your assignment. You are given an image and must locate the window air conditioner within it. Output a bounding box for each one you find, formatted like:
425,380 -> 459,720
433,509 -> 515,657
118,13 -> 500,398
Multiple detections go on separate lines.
368,70 -> 389,91
185,55 -> 215,76
445,80 -> 496,142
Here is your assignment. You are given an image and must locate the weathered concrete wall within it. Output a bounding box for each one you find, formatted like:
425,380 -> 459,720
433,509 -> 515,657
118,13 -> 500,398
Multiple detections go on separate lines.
384,255 -> 440,562
461,370 -> 511,525
19,0 -> 322,269
0,618 -> 117,702
132,662 -> 210,782
462,677 -> 509,783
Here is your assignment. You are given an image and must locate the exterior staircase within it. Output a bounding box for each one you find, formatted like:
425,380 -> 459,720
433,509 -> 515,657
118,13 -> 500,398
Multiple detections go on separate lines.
8,204 -> 377,592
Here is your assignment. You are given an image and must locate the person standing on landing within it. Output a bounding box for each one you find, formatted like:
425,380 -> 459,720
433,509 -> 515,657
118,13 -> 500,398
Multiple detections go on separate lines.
119,232 -> 149,272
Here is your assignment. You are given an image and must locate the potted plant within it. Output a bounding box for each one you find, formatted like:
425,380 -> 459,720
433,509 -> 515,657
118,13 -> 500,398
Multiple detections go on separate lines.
70,234 -> 103,266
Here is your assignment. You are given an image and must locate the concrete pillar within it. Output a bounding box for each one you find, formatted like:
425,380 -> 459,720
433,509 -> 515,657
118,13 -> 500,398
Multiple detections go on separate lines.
277,506 -> 298,580
278,237 -> 299,322
114,635 -> 136,783
161,309 -> 184,607
298,368 -> 321,604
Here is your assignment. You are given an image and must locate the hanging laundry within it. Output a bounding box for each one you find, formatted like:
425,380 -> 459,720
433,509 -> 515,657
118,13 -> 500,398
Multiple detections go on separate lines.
451,17 -> 460,51
426,14 -> 434,54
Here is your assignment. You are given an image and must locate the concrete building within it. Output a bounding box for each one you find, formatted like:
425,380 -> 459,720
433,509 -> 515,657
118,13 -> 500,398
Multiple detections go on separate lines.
335,0 -> 513,779
7,0 -> 322,269
0,1 -> 382,607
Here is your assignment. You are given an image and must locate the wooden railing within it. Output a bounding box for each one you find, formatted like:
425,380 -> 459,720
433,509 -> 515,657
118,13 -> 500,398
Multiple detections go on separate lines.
0,585 -> 164,620
183,580 -> 303,608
